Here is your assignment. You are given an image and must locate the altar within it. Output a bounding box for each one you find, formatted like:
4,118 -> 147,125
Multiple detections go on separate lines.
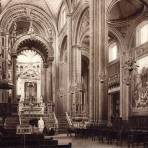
18,97 -> 45,126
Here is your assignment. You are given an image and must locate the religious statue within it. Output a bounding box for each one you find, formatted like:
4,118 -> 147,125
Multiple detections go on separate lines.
38,117 -> 44,133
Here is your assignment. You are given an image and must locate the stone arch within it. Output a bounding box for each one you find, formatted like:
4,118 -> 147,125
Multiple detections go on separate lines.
106,0 -> 121,19
126,15 -> 148,50
59,35 -> 67,62
0,4 -> 57,37
108,27 -> 126,53
106,0 -> 144,27
12,34 -> 54,63
17,47 -> 45,64
72,3 -> 89,45
73,6 -> 90,63
57,2 -> 69,32
75,7 -> 89,45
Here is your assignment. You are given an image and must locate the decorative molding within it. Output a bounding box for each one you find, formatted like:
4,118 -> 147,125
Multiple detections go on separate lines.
11,34 -> 54,63
108,74 -> 120,89
134,42 -> 148,59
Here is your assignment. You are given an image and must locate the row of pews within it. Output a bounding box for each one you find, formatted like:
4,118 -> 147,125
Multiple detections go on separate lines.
68,118 -> 148,148
0,134 -> 71,148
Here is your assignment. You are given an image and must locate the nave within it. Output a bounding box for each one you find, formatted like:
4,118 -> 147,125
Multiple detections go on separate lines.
0,0 -> 148,147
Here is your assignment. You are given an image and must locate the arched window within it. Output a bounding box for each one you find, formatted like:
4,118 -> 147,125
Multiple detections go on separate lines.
136,21 -> 148,46
109,42 -> 118,62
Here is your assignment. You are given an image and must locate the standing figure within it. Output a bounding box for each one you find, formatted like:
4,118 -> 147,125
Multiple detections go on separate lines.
38,117 -> 44,133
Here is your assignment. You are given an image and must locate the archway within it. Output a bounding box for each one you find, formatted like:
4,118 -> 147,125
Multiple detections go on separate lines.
8,34 -> 55,127
16,50 -> 43,103
11,36 -> 53,103
16,49 -> 46,125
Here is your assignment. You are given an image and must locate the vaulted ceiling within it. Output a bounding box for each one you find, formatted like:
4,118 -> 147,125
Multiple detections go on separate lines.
1,0 -> 63,19
109,0 -> 144,21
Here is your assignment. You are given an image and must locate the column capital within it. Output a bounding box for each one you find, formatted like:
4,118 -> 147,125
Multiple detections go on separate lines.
72,45 -> 85,51
72,45 -> 81,49
11,52 -> 17,58
43,63 -> 48,68
48,37 -> 54,45
5,32 -> 9,36
44,58 -> 54,68
47,56 -> 54,62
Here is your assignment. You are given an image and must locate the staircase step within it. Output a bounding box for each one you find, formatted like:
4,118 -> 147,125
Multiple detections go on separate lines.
57,114 -> 69,133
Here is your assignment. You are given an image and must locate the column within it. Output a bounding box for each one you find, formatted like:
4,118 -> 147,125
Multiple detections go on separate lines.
11,52 -> 17,104
41,63 -> 48,103
41,64 -> 44,98
5,32 -> 9,78
125,85 -> 129,120
49,61 -> 53,102
89,0 -> 106,123
108,94 -> 112,126
67,13 -> 73,113
46,61 -> 53,102
121,51 -> 129,121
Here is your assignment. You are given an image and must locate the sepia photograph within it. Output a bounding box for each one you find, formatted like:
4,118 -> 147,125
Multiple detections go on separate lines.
0,0 -> 148,147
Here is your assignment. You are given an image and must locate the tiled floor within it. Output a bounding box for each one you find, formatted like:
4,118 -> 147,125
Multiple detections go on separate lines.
46,134 -> 136,148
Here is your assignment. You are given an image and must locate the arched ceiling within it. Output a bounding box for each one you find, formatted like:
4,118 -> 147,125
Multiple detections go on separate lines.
1,0 -> 63,19
109,0 -> 144,21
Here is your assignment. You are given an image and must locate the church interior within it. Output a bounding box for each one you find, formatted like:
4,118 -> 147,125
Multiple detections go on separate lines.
0,0 -> 148,147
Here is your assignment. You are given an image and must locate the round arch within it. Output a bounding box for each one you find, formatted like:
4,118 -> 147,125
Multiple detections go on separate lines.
12,34 -> 54,63
17,47 -> 45,64
72,3 -> 89,45
0,4 -> 57,37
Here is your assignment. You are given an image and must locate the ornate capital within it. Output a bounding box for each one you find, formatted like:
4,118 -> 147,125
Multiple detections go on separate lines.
5,32 -> 9,36
11,52 -> 17,58
47,56 -> 54,63
72,45 -> 81,50
43,63 -> 48,68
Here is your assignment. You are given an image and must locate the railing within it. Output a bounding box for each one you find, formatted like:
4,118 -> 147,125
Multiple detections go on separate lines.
53,112 -> 58,129
66,112 -> 73,127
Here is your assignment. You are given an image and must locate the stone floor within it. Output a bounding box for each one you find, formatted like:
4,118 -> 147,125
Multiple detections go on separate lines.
45,134 -> 143,148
